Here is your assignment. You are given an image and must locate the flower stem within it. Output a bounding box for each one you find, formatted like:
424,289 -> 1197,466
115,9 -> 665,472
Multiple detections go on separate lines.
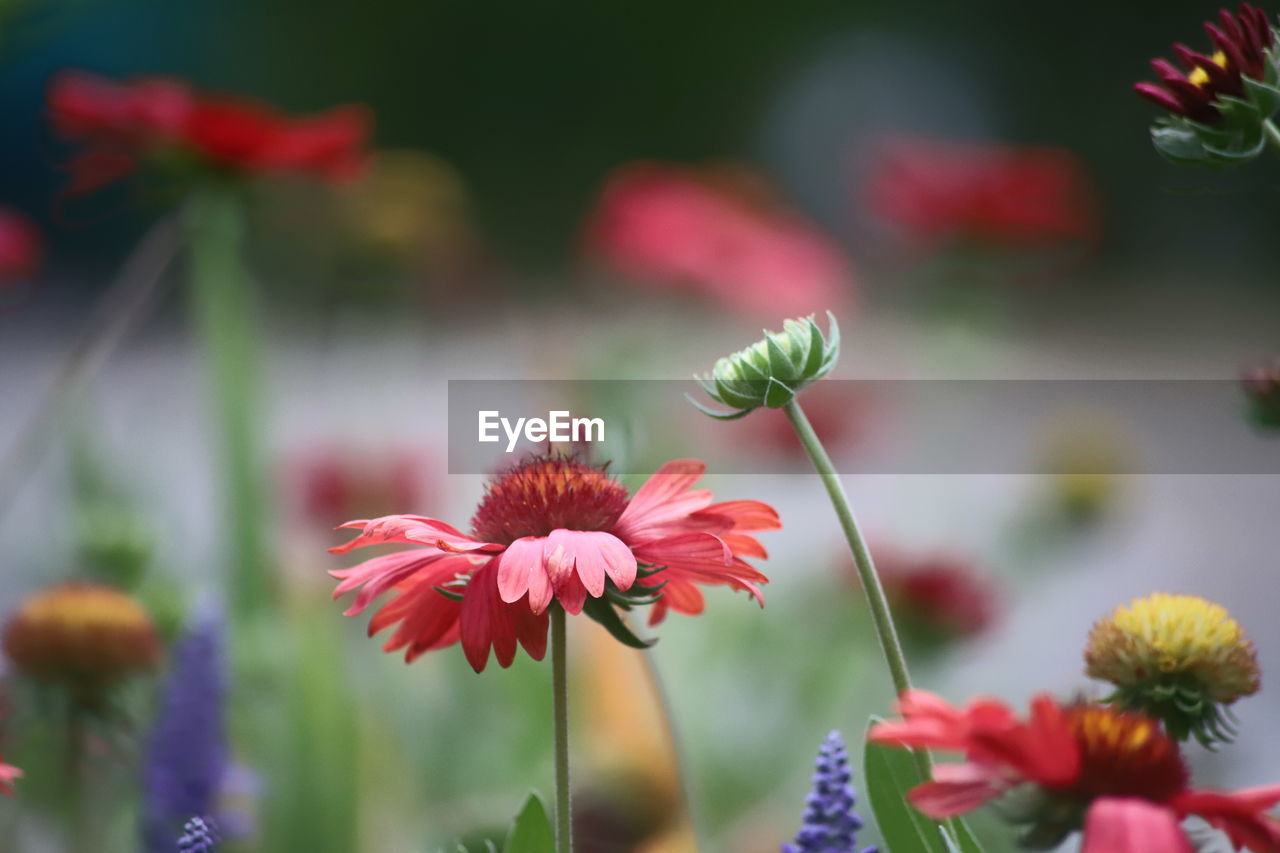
783,398 -> 932,778
0,215 -> 181,524
551,605 -> 573,853
184,187 -> 274,622
1265,119 -> 1280,155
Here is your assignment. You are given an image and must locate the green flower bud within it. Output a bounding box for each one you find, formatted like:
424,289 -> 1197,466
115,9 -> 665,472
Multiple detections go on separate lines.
690,313 -> 840,419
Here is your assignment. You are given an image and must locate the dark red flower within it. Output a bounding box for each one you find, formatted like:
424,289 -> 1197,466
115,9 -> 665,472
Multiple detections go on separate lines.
1135,3 -> 1276,124
0,208 -> 42,285
866,137 -> 1101,248
47,70 -> 371,196
859,544 -> 1000,644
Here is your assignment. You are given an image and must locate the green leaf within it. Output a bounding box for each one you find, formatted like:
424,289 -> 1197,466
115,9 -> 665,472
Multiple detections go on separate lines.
505,792 -> 556,853
944,818 -> 989,853
583,596 -> 657,649
863,717 -> 952,853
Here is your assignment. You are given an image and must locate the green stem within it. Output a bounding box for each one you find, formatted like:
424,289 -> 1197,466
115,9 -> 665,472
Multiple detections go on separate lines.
551,606 -> 573,853
783,398 -> 932,778
1265,119 -> 1280,155
184,188 -> 274,622
0,216 -> 181,524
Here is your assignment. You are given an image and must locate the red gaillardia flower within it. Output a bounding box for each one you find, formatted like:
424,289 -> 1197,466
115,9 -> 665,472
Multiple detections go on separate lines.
329,456 -> 779,672
585,162 -> 855,319
47,70 -> 370,196
1136,3 -> 1275,124
865,137 -> 1101,249
869,690 -> 1280,852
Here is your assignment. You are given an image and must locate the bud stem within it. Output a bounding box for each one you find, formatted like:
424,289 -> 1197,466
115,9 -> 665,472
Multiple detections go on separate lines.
783,398 -> 932,780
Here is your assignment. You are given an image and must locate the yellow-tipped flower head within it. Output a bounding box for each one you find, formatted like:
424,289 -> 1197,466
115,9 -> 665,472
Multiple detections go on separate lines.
1085,592 -> 1260,745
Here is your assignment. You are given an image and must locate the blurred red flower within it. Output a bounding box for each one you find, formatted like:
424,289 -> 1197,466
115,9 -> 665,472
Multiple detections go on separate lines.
0,208 -> 42,285
47,70 -> 371,196
285,446 -> 428,527
860,544 -> 999,645
866,138 -> 1101,249
585,162 -> 855,318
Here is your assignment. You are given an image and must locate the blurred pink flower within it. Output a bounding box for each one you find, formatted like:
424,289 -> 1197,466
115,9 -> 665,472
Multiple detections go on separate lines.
586,162 -> 855,317
866,137 -> 1101,249
0,207 -> 42,286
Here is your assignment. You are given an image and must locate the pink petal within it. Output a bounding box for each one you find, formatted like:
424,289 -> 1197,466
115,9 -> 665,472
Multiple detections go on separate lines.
906,762 -> 1006,818
556,573 -> 589,615
497,537 -> 546,604
544,529 -> 581,590
329,514 -> 496,555
0,763 -> 21,796
460,562 -> 501,672
330,549 -> 450,614
582,530 -> 638,591
1082,799 -> 1192,853
614,459 -> 714,540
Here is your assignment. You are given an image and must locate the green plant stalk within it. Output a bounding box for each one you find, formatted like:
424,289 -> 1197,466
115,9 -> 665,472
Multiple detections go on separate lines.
184,187 -> 275,622
1265,119 -> 1280,154
551,606 -> 573,853
783,398 -> 932,781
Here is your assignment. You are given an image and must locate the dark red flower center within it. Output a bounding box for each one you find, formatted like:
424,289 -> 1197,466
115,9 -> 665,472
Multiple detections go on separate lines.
1056,705 -> 1188,803
470,456 -> 630,545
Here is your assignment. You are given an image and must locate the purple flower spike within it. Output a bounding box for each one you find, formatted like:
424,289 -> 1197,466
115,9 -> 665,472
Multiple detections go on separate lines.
782,731 -> 876,853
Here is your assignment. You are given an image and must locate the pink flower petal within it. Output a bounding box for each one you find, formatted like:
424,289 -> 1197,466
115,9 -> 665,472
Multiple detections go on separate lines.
329,514 -> 496,555
497,536 -> 546,604
0,762 -> 21,796
1082,799 -> 1192,853
614,459 -> 713,540
906,762 -> 1006,818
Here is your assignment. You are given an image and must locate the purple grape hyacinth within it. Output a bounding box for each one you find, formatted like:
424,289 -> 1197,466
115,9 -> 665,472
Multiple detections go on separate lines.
177,816 -> 219,852
142,616 -> 228,852
782,731 -> 875,853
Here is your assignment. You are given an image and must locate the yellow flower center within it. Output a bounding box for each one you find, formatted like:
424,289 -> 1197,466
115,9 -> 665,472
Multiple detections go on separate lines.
1188,51 -> 1229,88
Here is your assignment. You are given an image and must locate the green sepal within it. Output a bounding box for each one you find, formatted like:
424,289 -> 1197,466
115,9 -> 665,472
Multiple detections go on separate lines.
504,792 -> 556,853
583,596 -> 657,649
684,393 -> 753,420
434,585 -> 466,602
